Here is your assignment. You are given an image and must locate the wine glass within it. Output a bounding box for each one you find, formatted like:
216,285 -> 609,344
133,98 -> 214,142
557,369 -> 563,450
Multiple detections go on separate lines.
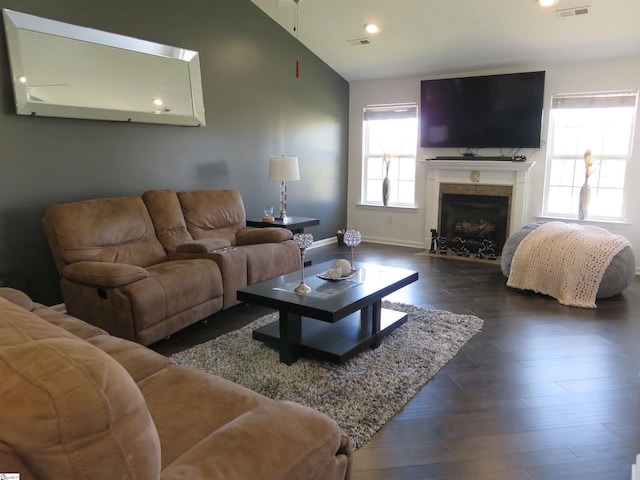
343,229 -> 361,272
292,233 -> 313,293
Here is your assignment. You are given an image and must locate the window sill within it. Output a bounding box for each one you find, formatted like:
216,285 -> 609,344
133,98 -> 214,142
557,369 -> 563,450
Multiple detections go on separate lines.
537,215 -> 631,229
357,203 -> 419,212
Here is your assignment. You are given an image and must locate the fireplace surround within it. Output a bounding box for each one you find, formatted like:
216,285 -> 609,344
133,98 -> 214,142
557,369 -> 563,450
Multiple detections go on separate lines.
422,160 -> 535,252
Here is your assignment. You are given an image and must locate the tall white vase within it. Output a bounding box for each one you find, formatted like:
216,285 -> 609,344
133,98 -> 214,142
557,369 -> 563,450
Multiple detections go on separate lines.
382,176 -> 390,206
578,182 -> 590,220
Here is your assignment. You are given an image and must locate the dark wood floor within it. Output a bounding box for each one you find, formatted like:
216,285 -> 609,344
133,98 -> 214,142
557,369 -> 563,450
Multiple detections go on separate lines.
152,242 -> 640,480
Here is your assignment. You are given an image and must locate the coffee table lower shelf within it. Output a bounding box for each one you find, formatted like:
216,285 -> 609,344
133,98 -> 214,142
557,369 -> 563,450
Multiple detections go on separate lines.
252,307 -> 407,363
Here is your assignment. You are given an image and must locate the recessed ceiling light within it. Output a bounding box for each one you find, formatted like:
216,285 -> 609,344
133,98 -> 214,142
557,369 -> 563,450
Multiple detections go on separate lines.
364,23 -> 380,34
537,0 -> 558,6
153,98 -> 163,106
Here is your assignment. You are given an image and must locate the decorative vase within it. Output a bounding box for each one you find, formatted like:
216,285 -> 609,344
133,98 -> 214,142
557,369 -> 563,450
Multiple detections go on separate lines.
292,233 -> 313,294
578,181 -> 590,220
343,229 -> 362,271
382,176 -> 389,206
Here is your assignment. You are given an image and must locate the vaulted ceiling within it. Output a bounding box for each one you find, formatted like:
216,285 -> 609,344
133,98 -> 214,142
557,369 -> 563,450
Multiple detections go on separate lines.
251,0 -> 640,82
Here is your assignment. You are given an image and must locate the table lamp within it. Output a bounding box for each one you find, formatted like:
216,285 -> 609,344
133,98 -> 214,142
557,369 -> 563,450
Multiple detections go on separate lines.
268,155 -> 300,223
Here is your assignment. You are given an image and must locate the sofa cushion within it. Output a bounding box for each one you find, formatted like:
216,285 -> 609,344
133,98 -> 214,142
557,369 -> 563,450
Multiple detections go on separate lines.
32,303 -> 107,340
0,297 -> 161,480
127,259 -> 223,332
138,363 -> 270,468
142,189 -> 194,252
176,238 -> 232,253
63,261 -> 149,287
3,292 -> 174,391
177,190 -> 246,244
0,287 -> 34,311
87,334 -> 172,384
43,195 -> 168,270
161,400 -> 351,480
236,227 -> 293,245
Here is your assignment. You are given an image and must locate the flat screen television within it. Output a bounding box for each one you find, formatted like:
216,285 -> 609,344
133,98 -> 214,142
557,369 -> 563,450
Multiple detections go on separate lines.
420,71 -> 546,149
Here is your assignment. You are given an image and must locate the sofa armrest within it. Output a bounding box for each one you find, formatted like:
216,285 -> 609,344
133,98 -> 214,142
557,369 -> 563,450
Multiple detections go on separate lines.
160,401 -> 351,480
236,227 -> 292,246
175,238 -> 232,253
62,261 -> 149,287
0,287 -> 34,311
170,247 -> 247,310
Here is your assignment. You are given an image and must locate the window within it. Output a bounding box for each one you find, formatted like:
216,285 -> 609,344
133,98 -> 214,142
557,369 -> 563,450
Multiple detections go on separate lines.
543,90 -> 638,220
363,104 -> 418,206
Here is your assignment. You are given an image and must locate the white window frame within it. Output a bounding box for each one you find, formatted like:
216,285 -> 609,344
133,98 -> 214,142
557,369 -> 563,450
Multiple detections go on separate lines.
543,90 -> 638,221
362,103 -> 418,207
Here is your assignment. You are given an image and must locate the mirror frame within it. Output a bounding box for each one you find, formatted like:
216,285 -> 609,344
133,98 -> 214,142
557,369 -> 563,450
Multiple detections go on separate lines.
2,9 -> 206,126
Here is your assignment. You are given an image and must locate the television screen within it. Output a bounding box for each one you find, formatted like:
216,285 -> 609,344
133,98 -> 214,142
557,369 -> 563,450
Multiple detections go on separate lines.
420,71 -> 546,149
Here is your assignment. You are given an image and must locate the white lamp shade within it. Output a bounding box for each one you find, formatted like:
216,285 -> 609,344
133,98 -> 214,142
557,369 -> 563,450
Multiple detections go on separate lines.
268,155 -> 300,181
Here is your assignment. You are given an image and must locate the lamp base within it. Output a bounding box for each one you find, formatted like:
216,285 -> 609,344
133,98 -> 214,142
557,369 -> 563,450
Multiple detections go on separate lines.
294,282 -> 311,294
278,180 -> 293,224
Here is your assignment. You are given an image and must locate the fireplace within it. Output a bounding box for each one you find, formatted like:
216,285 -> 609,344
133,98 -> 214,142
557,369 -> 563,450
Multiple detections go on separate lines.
439,191 -> 510,255
422,160 -> 535,254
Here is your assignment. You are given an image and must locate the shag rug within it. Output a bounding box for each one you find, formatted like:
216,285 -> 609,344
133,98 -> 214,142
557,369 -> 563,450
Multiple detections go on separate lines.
170,301 -> 483,449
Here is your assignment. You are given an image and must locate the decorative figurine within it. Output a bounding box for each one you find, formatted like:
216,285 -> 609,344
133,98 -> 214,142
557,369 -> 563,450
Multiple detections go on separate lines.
437,236 -> 448,255
451,237 -> 470,257
477,238 -> 497,260
429,229 -> 438,253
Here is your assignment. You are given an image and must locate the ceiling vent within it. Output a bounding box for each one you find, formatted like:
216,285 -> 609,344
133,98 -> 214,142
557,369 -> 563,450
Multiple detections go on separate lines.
556,5 -> 590,18
348,38 -> 370,46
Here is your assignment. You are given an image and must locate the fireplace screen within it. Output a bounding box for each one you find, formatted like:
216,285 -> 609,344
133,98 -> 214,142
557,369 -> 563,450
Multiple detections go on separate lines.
440,193 -> 509,256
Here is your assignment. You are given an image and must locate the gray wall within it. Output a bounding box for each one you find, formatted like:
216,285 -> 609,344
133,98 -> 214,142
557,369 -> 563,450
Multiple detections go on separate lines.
0,0 -> 349,304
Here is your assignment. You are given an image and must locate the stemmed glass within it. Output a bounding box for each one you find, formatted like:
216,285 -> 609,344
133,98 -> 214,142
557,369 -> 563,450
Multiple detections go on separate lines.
292,233 -> 313,293
343,229 -> 361,272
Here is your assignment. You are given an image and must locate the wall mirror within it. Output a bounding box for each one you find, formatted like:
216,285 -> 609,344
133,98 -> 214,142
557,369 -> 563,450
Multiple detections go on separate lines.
2,9 -> 206,126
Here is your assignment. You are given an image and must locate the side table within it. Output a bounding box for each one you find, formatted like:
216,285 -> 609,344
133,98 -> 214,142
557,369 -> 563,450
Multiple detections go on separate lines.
247,217 -> 319,266
246,216 -> 319,235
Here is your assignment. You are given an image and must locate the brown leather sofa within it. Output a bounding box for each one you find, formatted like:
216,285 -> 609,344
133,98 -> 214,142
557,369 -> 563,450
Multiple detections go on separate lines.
42,189 -> 301,345
0,288 -> 352,480
142,189 -> 300,309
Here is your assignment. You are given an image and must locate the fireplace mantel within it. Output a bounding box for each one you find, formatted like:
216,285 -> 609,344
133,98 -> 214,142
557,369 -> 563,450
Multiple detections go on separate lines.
423,159 -> 535,173
421,160 -> 535,249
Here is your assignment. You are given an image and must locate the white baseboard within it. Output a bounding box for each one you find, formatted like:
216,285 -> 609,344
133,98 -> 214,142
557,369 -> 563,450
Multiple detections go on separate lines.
358,236 -> 424,249
308,236 -> 424,250
307,237 -> 337,249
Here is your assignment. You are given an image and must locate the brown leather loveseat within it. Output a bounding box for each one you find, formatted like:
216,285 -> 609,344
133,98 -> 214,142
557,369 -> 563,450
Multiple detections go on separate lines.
42,189 -> 301,345
0,288 -> 352,479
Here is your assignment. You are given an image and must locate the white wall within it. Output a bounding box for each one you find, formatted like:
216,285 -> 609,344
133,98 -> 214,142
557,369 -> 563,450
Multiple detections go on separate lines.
348,55 -> 640,270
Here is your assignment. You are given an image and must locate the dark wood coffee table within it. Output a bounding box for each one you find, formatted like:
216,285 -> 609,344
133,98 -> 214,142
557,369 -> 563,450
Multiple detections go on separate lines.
236,261 -> 418,364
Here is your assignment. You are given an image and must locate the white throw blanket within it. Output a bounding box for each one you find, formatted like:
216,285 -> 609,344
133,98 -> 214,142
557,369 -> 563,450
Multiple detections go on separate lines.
507,221 -> 630,308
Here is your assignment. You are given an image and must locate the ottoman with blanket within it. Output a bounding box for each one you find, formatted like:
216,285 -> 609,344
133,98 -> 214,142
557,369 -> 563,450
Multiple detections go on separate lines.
501,221 -> 635,308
